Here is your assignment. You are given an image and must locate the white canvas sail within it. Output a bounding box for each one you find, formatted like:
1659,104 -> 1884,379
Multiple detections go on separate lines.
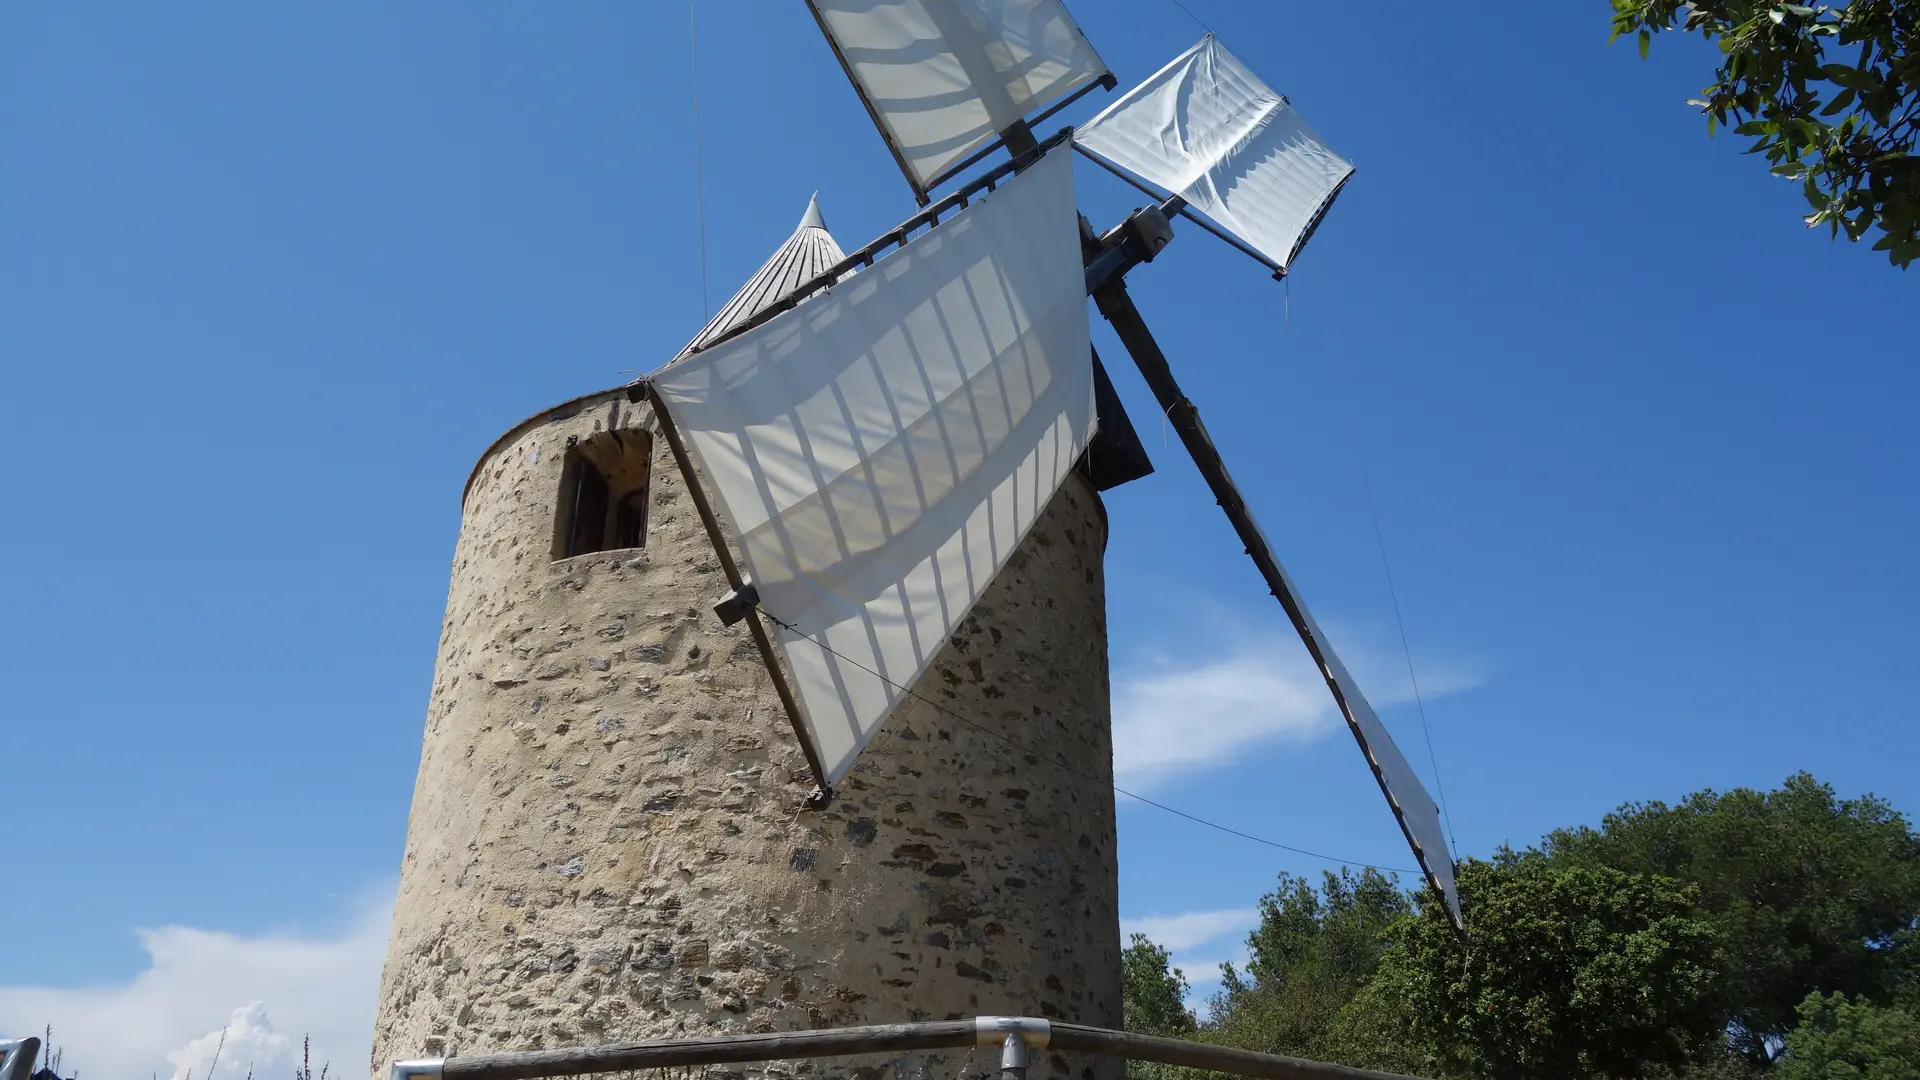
1075,35 -> 1354,275
806,0 -> 1108,196
650,147 -> 1093,783
1280,561 -> 1461,923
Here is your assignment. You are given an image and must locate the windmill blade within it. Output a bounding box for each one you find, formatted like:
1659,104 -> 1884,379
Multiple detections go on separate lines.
1091,274 -> 1462,927
1076,36 -> 1354,278
805,0 -> 1111,202
648,146 -> 1093,784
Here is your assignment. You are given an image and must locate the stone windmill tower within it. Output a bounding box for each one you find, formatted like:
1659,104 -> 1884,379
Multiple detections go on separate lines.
372,193 -> 1134,1067
376,2 -> 1466,1072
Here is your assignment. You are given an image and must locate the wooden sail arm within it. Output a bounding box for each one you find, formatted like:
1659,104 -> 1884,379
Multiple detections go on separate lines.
1089,273 -> 1461,931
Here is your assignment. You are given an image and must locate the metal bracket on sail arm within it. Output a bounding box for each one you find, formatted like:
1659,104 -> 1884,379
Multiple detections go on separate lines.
630,380 -> 834,812
0,1038 -> 43,1080
1073,142 -> 1290,278
713,580 -> 761,628
1083,201 -> 1179,293
921,75 -> 1116,199
1082,224 -> 1463,931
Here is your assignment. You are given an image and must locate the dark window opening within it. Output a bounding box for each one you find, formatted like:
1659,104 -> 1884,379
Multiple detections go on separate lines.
554,429 -> 652,559
563,459 -> 610,557
612,490 -> 647,550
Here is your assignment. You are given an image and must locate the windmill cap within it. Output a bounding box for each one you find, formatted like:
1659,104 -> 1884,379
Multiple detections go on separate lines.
671,191 -> 847,361
798,192 -> 826,232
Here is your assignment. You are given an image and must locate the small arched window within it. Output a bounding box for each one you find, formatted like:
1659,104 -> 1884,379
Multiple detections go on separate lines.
554,429 -> 652,559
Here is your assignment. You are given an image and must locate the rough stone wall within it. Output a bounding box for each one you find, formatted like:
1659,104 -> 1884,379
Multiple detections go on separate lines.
373,390 -> 1121,1078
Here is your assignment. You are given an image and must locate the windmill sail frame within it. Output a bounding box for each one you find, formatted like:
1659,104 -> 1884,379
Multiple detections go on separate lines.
1072,142 -> 1353,279
643,143 -> 1094,789
1074,35 -> 1358,279
1089,274 -> 1462,927
803,0 -> 1113,204
630,133 -> 1083,799
788,3 -> 1463,925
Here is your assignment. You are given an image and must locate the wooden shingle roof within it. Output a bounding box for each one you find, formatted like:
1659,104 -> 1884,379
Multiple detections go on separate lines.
675,194 -> 846,360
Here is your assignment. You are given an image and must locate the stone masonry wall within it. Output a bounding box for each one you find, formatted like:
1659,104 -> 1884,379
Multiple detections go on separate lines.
373,389 -> 1122,1079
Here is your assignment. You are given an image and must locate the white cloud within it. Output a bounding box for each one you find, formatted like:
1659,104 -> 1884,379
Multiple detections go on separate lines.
1122,907 -> 1261,1011
1122,908 -> 1259,952
1175,949 -> 1253,1012
0,884 -> 391,1080
1111,632 -> 1478,789
168,1003 -> 293,1080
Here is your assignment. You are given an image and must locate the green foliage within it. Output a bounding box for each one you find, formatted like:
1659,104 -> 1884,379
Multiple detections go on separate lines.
1640,1048 -> 1768,1080
1122,933 -> 1196,1038
1145,774 -> 1917,1080
1206,869 -> 1411,1063
1379,859 -> 1724,1080
1537,772 -> 1920,1061
1238,868 -> 1410,994
1774,992 -> 1920,1080
1317,976 -> 1450,1078
1120,934 -> 1196,1080
1610,0 -> 1920,266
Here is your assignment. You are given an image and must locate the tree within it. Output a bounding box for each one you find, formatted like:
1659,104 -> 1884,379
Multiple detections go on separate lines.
1207,869 -> 1411,1063
1317,976 -> 1450,1078
1237,868 -> 1410,994
1378,859 -> 1724,1080
1610,1 -> 1920,267
1773,992 -> 1920,1080
1537,772 -> 1920,1062
1122,933 -> 1196,1038
1120,934 -> 1196,1080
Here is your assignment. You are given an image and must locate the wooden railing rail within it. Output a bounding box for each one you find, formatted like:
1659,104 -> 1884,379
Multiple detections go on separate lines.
390,1016 -> 1430,1080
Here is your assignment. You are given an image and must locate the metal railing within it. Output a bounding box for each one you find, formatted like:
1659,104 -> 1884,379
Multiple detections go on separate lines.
0,1037 -> 42,1080
391,1016 -> 1430,1080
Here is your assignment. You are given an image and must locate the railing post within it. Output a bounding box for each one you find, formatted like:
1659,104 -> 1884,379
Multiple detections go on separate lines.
975,1017 -> 1050,1080
997,1032 -> 1028,1080
391,1058 -> 445,1080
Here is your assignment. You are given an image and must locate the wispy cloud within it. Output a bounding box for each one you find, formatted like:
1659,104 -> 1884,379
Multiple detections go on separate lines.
1123,907 -> 1262,1008
1112,631 -> 1479,790
0,884 -> 391,1080
1122,908 -> 1260,952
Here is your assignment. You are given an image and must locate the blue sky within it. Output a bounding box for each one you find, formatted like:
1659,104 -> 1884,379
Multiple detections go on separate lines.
3,2 -> 1915,1075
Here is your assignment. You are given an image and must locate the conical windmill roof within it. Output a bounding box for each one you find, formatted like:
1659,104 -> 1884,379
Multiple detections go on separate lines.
675,194 -> 846,360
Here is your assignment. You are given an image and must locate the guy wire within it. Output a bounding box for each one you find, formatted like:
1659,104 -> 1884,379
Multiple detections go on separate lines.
1356,456 -> 1460,861
759,610 -> 1418,877
1166,0 -> 1213,36
688,0 -> 711,319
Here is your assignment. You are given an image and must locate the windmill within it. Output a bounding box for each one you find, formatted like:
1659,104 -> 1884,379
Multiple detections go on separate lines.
632,0 -> 1460,928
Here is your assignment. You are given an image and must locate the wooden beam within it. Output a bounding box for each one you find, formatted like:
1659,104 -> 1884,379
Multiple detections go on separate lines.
432,1018 -> 1433,1080
639,382 -> 832,800
441,1021 -> 978,1080
1051,1023 -> 1424,1080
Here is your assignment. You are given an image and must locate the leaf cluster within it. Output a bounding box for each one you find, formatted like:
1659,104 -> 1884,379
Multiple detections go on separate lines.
1121,934 -> 1197,1080
1380,860 -> 1725,1080
1611,0 -> 1920,265
1123,933 -> 1197,1039
1535,771 -> 1920,1062
1121,774 -> 1920,1080
1174,863 -> 1723,1080
1773,992 -> 1920,1079
1207,868 -> 1412,1064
